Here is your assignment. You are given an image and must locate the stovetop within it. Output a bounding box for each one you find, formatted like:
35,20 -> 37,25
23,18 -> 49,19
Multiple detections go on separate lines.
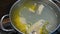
0,0 -> 60,34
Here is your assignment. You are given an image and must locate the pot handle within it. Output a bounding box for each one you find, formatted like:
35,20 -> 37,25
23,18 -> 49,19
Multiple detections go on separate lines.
0,14 -> 14,31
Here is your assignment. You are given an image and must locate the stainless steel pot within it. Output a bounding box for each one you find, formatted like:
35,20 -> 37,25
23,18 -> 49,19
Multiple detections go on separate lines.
0,0 -> 60,34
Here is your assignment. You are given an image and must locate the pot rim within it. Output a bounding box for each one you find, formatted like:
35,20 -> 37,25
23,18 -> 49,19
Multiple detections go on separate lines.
9,0 -> 60,34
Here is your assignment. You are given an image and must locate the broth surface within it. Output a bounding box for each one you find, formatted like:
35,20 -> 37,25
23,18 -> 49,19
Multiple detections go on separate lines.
11,2 -> 58,34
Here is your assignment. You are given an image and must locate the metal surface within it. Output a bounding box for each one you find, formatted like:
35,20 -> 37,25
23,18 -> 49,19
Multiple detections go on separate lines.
9,0 -> 60,34
0,14 -> 14,31
0,0 -> 60,34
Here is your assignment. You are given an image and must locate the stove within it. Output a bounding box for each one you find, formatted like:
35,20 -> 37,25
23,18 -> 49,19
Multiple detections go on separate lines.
0,0 -> 60,34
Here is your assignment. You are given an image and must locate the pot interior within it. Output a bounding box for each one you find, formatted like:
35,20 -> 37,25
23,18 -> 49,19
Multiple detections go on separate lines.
10,0 -> 60,34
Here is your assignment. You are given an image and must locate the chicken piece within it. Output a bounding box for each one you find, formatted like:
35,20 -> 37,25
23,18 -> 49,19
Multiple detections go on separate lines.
27,19 -> 49,34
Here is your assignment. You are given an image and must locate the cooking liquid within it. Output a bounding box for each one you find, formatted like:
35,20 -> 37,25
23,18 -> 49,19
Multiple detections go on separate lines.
19,3 -> 57,34
11,1 -> 58,34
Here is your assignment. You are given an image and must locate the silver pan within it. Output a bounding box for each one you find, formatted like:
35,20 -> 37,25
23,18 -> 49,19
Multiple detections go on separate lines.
0,0 -> 60,34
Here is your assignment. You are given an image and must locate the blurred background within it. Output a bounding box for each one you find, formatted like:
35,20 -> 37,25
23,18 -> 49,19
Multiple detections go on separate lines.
0,0 -> 60,34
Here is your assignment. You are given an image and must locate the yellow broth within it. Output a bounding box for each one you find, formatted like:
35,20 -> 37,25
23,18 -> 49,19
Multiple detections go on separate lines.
10,1 -> 57,34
